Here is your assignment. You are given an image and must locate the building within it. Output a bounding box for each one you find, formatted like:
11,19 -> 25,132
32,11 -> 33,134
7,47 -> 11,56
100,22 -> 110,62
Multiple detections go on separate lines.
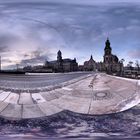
83,38 -> 123,74
84,55 -> 96,71
102,38 -> 123,73
23,38 -> 123,74
44,50 -> 78,72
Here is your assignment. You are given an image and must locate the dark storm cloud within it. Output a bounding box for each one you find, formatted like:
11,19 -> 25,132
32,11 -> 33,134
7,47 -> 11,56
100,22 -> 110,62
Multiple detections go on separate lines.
20,56 -> 47,66
20,49 -> 53,66
0,46 -> 9,53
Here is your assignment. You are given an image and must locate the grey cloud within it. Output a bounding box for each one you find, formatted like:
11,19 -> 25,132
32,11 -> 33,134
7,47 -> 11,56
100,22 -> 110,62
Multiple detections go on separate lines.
2,58 -> 13,63
1,0 -> 140,4
0,46 -> 9,53
128,48 -> 140,59
0,2 -> 139,68
19,49 -> 54,66
20,55 -> 48,66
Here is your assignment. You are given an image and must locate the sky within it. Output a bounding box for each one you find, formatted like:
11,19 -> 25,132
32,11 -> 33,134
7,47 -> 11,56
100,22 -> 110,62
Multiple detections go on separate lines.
0,0 -> 139,69
1,0 -> 140,4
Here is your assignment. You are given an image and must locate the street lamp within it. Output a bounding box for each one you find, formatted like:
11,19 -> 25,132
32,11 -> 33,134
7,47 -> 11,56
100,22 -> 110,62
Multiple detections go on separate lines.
120,59 -> 125,76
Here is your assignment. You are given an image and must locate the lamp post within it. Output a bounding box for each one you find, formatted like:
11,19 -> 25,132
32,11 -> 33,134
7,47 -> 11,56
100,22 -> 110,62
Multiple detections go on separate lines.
120,59 -> 124,77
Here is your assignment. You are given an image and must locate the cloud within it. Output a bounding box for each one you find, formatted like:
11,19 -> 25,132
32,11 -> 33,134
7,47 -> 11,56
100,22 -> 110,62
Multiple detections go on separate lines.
128,48 -> 140,59
0,46 -> 9,53
0,2 -> 139,69
1,0 -> 140,5
19,49 -> 51,66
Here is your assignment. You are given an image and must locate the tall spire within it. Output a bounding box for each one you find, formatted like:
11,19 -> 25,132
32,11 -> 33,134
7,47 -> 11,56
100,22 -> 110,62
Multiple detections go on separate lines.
90,55 -> 93,60
105,38 -> 111,48
104,38 -> 112,55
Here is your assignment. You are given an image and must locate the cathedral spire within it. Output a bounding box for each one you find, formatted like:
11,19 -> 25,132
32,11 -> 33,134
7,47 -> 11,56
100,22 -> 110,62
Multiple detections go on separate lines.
90,55 -> 93,60
105,38 -> 111,48
104,38 -> 112,55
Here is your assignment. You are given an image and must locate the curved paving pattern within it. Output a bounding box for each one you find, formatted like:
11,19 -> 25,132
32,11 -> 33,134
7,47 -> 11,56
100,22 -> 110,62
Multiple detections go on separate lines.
0,72 -> 139,120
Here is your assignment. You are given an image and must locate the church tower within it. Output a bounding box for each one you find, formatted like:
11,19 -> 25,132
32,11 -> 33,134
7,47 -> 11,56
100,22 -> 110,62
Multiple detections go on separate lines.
57,50 -> 63,72
104,38 -> 112,63
57,50 -> 62,62
104,38 -> 112,55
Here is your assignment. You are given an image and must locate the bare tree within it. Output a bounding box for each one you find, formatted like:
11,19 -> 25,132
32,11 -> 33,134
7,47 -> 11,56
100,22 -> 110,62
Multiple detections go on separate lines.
128,61 -> 133,67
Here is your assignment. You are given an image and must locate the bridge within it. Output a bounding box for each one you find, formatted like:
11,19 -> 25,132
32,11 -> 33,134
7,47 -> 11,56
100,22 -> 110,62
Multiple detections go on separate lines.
0,72 -> 139,120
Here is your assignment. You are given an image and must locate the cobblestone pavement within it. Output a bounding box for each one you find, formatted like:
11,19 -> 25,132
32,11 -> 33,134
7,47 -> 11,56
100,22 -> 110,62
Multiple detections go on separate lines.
0,72 -> 139,120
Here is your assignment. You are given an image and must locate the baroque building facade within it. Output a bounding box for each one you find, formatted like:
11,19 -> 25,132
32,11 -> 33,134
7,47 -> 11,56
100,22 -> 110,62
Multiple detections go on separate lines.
84,55 -> 96,71
102,38 -> 122,73
83,38 -> 123,74
23,38 -> 123,74
45,50 -> 78,72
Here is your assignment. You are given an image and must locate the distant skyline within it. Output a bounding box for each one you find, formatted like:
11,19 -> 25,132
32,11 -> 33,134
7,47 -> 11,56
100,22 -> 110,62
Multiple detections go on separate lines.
0,1 -> 139,69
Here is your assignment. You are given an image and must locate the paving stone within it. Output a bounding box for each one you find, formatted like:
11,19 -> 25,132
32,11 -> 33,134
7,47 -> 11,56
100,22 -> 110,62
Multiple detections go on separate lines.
70,90 -> 92,98
19,93 -> 33,105
58,88 -> 74,96
0,102 -> 9,112
22,104 -> 45,119
0,104 -> 22,119
0,73 -> 139,119
38,102 -> 63,116
51,95 -> 91,114
32,93 -> 46,103
88,90 -> 135,115
40,91 -> 58,101
5,93 -> 19,104
0,91 -> 10,101
53,89 -> 64,98
115,89 -> 135,98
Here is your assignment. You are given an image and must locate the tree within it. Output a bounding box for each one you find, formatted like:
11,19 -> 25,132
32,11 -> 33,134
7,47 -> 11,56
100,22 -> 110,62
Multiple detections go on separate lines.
127,61 -> 133,74
128,61 -> 133,67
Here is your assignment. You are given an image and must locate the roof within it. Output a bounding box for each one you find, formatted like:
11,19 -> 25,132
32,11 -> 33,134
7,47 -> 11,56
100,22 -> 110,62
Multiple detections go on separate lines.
48,58 -> 75,64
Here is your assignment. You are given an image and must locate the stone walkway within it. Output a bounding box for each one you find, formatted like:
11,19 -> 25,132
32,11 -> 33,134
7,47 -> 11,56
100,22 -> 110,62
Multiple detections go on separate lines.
0,73 -> 139,120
